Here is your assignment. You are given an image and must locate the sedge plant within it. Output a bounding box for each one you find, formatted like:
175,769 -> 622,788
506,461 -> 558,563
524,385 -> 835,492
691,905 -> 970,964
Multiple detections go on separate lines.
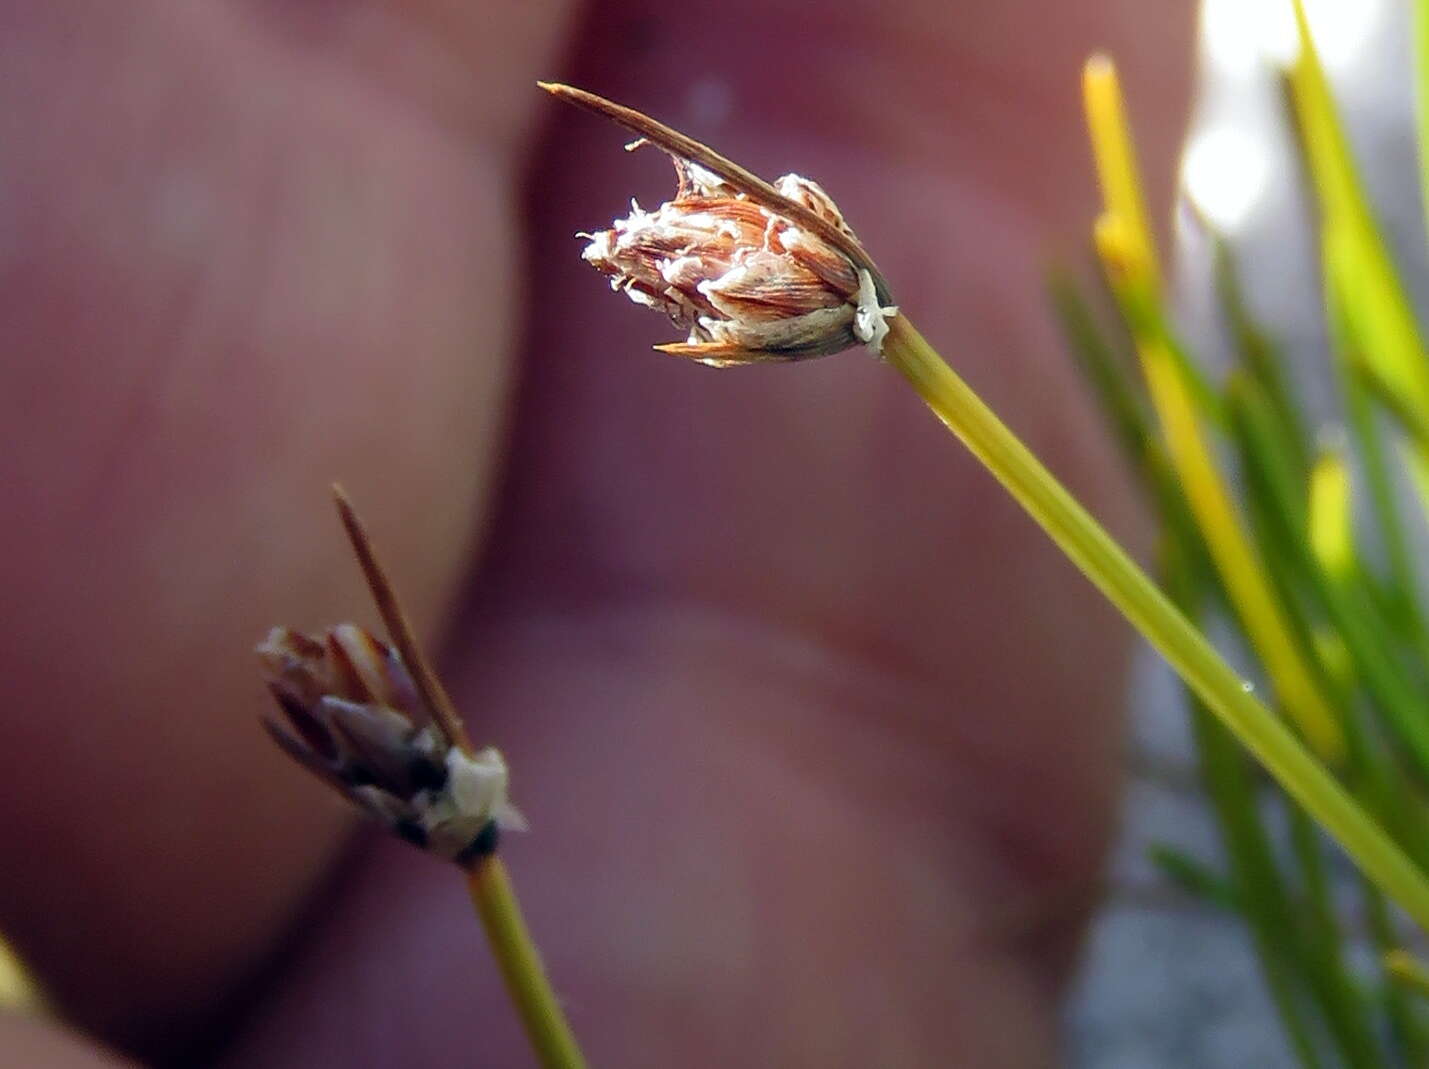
258,489 -> 586,1069
1060,6 -> 1429,1063
542,1 -> 1429,1061
245,6 -> 1429,1064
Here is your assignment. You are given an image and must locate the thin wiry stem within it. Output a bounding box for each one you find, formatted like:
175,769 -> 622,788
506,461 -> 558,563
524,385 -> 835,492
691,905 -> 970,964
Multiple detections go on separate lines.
332,484 -> 473,754
879,314 -> 1429,932
469,858 -> 588,1069
328,488 -> 584,1068
545,79 -> 1429,934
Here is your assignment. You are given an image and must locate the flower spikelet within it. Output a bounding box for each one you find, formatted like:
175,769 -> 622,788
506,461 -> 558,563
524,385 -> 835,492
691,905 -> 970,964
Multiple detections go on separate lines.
583,156 -> 897,365
258,623 -> 525,865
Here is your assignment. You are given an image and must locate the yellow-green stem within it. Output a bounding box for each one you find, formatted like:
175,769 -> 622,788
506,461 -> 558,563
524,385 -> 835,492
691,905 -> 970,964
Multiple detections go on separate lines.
1386,949 -> 1429,997
467,858 -> 587,1069
880,314 -> 1429,930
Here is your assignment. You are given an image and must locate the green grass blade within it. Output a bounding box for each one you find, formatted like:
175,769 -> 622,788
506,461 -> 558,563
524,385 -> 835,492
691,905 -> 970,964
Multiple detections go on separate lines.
1163,546 -> 1328,1069
1290,2 -> 1429,440
1047,267 -> 1151,462
1414,0 -> 1429,263
1229,378 -> 1429,783
1215,240 -> 1312,476
1148,844 -> 1238,911
1366,884 -> 1429,1064
1287,807 -> 1383,1067
1322,232 -> 1429,648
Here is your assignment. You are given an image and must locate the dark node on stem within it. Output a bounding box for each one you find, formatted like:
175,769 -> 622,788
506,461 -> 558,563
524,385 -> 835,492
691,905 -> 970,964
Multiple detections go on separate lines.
457,821 -> 501,867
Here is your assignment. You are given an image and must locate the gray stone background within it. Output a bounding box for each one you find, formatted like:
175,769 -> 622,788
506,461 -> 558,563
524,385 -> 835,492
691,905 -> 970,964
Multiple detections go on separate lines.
1065,1 -> 1429,1064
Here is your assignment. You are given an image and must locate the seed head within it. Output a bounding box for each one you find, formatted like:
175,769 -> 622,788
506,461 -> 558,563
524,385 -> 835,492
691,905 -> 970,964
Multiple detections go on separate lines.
259,623 -> 525,865
585,159 -> 894,365
547,83 -> 897,365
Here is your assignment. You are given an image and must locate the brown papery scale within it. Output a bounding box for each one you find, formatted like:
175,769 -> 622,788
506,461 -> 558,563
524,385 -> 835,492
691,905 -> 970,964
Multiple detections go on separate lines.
582,155 -> 895,366
548,80 -> 898,367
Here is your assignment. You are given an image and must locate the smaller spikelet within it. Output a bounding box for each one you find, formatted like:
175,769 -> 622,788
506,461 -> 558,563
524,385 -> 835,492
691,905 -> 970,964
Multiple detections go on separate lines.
258,623 -> 525,865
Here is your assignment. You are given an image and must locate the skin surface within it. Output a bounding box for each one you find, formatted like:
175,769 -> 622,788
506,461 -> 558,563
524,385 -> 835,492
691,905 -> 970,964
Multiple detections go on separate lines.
0,0 -> 1193,1064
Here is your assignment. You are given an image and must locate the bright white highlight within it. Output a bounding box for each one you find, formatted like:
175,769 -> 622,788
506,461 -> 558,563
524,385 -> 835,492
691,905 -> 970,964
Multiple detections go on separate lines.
1181,125 -> 1273,232
1202,0 -> 1385,76
853,269 -> 898,354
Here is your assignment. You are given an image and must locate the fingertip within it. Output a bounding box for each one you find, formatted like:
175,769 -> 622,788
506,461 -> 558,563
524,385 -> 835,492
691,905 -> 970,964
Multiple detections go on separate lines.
0,1015 -> 134,1068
